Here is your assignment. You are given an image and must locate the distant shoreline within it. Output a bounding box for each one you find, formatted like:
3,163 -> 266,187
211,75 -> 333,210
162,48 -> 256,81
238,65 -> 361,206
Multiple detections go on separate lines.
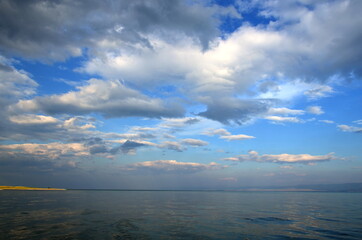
0,186 -> 66,191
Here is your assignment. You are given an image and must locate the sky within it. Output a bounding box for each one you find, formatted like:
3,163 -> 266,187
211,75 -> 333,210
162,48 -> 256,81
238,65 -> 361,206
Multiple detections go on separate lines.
0,0 -> 361,189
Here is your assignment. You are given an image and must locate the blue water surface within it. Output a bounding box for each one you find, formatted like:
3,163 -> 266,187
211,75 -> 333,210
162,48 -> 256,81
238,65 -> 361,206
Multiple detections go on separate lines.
0,191 -> 361,239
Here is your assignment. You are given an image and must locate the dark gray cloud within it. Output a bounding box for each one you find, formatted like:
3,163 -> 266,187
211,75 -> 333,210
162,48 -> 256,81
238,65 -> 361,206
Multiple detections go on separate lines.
110,140 -> 150,155
0,151 -> 78,173
199,98 -> 271,124
0,0 -> 231,61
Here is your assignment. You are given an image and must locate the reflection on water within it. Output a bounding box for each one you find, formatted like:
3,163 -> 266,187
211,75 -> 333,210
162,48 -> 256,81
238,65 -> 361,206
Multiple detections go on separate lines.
0,191 -> 361,239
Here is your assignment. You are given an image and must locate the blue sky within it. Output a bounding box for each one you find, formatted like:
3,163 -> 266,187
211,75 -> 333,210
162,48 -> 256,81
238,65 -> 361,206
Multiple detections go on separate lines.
0,0 -> 361,189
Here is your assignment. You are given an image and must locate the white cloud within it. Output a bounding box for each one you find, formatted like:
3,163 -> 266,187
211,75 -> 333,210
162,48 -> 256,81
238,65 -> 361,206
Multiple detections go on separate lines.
304,85 -> 334,99
203,128 -> 231,136
220,134 -> 255,141
223,150 -> 338,164
12,79 -> 184,118
160,117 -> 200,128
124,160 -> 224,173
319,120 -> 334,124
9,114 -> 59,125
0,57 -> 37,107
338,124 -> 362,133
1,0 -> 362,127
0,142 -> 89,159
307,106 -> 324,115
268,107 -> 305,116
265,116 -> 302,123
353,120 -> 362,125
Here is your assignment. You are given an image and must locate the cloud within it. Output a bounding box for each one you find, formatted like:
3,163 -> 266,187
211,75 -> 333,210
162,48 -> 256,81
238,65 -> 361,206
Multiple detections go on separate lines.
198,98 -> 271,124
1,113 -> 102,142
353,120 -> 362,125
338,124 -> 362,133
116,140 -> 151,155
158,141 -> 184,152
0,142 -> 89,160
265,116 -> 302,123
0,58 -> 38,107
203,128 -> 231,136
9,114 -> 58,125
160,117 -> 200,128
181,138 -> 208,147
223,151 -> 338,164
307,106 -> 324,115
0,0 -> 236,61
268,107 -> 305,116
304,85 -> 334,99
123,160 -> 224,173
1,0 -> 361,128
13,79 -> 184,119
220,134 -> 255,141
319,120 -> 334,124
0,152 -> 78,173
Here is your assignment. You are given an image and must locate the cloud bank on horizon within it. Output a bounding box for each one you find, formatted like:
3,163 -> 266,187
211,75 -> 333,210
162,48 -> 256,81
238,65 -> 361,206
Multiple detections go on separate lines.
0,0 -> 361,189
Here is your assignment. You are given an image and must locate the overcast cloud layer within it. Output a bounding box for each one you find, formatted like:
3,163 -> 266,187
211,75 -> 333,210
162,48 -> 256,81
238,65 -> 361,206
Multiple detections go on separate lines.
0,0 -> 361,189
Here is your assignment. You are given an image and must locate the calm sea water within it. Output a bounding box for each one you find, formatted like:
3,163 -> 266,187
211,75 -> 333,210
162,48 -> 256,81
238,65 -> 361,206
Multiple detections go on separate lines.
0,190 -> 361,240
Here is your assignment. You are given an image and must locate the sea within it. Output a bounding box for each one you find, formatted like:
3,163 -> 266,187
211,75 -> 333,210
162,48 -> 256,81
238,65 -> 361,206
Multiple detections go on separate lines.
0,190 -> 361,240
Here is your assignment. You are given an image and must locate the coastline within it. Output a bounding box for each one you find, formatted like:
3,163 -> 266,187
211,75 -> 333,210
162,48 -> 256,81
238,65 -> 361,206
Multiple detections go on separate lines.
0,186 -> 66,191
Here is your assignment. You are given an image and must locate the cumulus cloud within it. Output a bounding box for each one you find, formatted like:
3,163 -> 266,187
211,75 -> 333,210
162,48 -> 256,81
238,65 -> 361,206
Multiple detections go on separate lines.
307,106 -> 324,115
220,134 -> 255,141
1,0 -> 362,127
223,151 -> 338,164
12,79 -> 184,119
123,160 -> 224,173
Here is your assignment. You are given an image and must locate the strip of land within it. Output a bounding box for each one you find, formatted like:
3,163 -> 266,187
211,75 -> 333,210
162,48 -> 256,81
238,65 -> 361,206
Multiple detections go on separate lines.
0,186 -> 66,191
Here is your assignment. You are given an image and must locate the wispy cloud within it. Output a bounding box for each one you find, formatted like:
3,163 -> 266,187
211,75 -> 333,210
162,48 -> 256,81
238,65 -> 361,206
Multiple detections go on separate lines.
220,134 -> 255,141
338,124 -> 362,133
307,106 -> 324,115
181,138 -> 208,147
223,151 -> 339,164
265,116 -> 302,123
123,160 -> 225,173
